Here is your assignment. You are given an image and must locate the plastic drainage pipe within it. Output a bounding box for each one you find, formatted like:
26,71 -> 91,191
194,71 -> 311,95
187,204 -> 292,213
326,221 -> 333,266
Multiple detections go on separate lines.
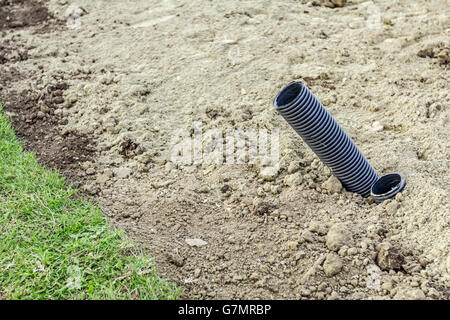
370,172 -> 406,204
273,81 -> 378,198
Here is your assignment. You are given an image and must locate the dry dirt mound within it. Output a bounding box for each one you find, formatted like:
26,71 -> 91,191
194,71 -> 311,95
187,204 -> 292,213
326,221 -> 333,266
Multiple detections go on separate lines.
1,0 -> 449,299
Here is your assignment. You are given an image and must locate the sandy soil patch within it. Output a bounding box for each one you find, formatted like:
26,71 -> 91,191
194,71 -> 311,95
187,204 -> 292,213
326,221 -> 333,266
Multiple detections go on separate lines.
1,0 -> 449,299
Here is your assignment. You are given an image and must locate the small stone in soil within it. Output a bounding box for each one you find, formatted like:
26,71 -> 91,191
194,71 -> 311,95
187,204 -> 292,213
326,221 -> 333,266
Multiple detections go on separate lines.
166,252 -> 185,267
326,223 -> 351,251
185,238 -> 208,247
323,253 -> 343,276
376,242 -> 405,271
321,176 -> 342,194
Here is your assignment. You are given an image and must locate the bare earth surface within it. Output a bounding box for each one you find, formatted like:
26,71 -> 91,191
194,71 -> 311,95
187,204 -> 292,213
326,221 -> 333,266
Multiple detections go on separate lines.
1,0 -> 449,299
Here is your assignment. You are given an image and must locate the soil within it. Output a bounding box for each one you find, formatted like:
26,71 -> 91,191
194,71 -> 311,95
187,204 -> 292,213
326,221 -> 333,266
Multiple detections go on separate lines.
0,0 -> 60,31
4,85 -> 96,183
1,0 -> 448,300
0,0 -> 94,184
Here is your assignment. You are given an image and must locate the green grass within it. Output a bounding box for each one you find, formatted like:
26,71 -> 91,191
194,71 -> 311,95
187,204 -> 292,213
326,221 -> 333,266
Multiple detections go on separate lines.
0,106 -> 180,299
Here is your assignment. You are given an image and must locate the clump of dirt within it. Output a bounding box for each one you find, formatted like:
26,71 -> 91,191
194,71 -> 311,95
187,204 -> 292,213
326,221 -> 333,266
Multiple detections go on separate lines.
311,0 -> 346,8
118,138 -> 143,159
417,43 -> 449,68
0,42 -> 11,64
0,39 -> 29,65
0,65 -> 22,87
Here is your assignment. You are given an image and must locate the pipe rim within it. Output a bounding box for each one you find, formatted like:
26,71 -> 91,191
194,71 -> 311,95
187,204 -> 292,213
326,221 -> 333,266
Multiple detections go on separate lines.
370,172 -> 406,203
273,81 -> 304,111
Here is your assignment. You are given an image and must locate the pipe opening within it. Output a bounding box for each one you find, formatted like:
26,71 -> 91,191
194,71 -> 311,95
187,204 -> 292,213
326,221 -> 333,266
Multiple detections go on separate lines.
371,172 -> 406,203
274,82 -> 302,110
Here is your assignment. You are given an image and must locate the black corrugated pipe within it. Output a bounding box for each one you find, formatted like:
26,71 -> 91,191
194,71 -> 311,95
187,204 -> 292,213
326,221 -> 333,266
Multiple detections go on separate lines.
273,81 -> 401,200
